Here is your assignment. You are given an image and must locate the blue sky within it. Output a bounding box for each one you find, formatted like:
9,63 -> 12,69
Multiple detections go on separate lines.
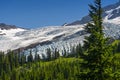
0,0 -> 118,28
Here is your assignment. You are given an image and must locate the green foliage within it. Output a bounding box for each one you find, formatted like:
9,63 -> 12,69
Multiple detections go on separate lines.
0,52 -> 82,80
0,39 -> 120,80
79,0 -> 116,80
112,40 -> 120,54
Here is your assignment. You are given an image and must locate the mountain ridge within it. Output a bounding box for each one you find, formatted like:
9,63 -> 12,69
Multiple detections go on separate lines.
0,23 -> 18,30
0,2 -> 120,56
66,1 -> 120,26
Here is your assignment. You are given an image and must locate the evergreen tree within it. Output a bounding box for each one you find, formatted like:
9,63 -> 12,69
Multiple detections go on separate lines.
54,48 -> 60,59
79,0 -> 114,80
34,53 -> 41,61
46,48 -> 52,61
62,47 -> 67,57
0,52 -> 4,75
76,43 -> 84,58
28,52 -> 33,62
14,53 -> 19,67
116,42 -> 120,53
20,54 -> 26,66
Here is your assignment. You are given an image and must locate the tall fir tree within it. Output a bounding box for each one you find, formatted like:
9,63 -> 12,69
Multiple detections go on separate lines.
80,0 -> 114,80
28,52 -> 33,62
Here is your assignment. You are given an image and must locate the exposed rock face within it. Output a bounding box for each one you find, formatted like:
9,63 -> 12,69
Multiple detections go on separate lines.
0,23 -> 17,30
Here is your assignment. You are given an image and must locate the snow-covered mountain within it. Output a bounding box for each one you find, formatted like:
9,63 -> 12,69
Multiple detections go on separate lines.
0,1 -> 120,56
0,25 -> 26,51
0,24 -> 86,54
67,1 -> 120,26
0,23 -> 120,56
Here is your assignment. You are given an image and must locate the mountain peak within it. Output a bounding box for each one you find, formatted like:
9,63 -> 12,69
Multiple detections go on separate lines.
66,1 -> 120,26
0,23 -> 18,30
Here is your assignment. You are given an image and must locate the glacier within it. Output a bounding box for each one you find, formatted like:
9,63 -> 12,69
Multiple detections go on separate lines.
0,23 -> 120,57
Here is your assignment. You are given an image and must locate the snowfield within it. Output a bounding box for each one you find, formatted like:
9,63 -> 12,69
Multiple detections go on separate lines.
0,25 -> 85,53
0,23 -> 120,56
104,5 -> 120,25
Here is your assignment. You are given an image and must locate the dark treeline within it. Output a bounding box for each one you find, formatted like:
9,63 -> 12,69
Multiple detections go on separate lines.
0,43 -> 84,80
0,41 -> 120,80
